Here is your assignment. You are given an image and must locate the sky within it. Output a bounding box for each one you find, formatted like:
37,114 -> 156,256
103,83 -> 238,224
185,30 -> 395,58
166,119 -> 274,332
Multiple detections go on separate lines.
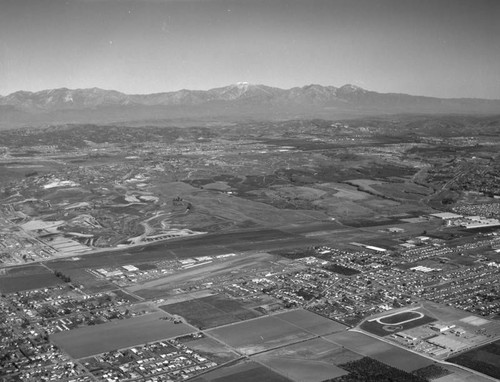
0,0 -> 499,99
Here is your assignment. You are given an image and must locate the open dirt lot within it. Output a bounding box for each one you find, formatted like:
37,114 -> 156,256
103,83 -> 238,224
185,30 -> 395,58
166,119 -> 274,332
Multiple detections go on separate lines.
206,315 -> 315,355
190,360 -> 292,382
50,312 -> 195,358
274,309 -> 348,336
252,337 -> 359,382
160,294 -> 262,329
324,330 -> 433,372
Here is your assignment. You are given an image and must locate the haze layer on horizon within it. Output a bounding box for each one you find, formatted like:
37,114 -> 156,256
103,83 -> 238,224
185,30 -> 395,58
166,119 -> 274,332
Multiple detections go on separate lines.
1,0 -> 499,99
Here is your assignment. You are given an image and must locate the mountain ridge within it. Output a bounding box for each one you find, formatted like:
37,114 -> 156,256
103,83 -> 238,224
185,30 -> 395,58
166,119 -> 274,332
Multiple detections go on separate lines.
1,83 -> 499,128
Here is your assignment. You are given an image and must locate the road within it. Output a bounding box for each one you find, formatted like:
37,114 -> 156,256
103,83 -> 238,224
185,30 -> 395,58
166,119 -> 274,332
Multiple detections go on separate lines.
350,327 -> 500,382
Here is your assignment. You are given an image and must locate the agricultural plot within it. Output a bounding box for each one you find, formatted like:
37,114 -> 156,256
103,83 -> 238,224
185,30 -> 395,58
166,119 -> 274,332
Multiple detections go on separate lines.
274,309 -> 348,336
0,265 -> 63,293
430,363 -> 493,382
336,356 -> 428,382
190,360 -> 292,382
252,338 -> 358,382
411,364 -> 453,380
50,312 -> 195,358
160,294 -> 262,329
206,315 -> 315,355
448,339 -> 500,380
371,182 -> 433,201
324,331 -> 433,372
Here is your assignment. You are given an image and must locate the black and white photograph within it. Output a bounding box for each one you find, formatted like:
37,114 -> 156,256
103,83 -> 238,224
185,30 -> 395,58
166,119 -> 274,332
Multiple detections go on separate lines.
1,0 -> 500,381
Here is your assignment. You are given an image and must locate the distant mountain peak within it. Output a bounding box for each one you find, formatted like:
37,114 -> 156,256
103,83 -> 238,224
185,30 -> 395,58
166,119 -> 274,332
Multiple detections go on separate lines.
1,83 -> 499,128
235,81 -> 250,88
339,84 -> 366,93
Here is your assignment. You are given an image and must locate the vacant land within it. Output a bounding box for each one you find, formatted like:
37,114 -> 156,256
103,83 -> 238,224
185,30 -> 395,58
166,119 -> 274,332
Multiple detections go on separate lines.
255,355 -> 347,382
176,335 -> 239,364
274,309 -> 348,336
252,338 -> 357,382
0,265 -> 63,293
420,301 -> 476,323
430,363 -> 493,382
448,339 -> 500,380
160,294 -> 262,329
50,312 -> 195,358
206,315 -> 315,355
324,331 -> 433,372
190,360 -> 292,382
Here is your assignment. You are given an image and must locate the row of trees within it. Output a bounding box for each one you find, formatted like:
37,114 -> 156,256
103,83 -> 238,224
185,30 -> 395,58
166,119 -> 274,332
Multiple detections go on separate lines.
54,270 -> 71,283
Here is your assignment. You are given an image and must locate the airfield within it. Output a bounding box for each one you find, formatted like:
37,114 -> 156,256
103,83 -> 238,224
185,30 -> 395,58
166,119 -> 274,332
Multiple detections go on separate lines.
2,213 -> 500,381
1,116 -> 500,381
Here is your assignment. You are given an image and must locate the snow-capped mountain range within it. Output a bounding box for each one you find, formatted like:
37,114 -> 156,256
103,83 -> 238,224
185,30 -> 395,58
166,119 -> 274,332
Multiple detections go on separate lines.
1,83 -> 499,127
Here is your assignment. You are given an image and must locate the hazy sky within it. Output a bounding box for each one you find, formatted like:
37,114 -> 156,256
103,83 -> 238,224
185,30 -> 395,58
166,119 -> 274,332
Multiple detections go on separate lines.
1,0 -> 499,98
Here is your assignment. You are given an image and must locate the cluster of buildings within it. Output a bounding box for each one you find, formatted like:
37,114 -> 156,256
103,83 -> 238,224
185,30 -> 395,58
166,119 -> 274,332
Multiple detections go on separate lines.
431,212 -> 500,229
453,202 -> 500,218
1,292 -> 92,381
421,263 -> 500,316
5,285 -> 145,335
83,338 -> 218,382
92,255 -> 237,287
390,318 -> 497,360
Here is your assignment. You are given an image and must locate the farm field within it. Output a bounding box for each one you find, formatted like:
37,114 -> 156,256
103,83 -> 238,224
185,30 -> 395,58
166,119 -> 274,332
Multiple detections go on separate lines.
324,330 -> 434,372
447,339 -> 500,380
0,264 -> 63,293
159,294 -> 262,329
206,315 -> 315,355
431,363 -> 493,382
274,309 -> 348,336
50,312 -> 195,358
190,360 -> 292,382
252,337 -> 359,382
